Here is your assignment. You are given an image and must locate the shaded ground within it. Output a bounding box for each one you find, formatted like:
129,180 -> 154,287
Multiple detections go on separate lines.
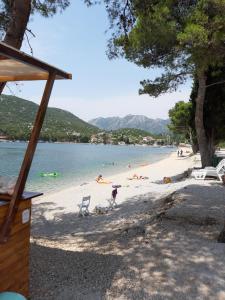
30,181 -> 225,300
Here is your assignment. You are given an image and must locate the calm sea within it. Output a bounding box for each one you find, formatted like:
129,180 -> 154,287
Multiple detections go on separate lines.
0,142 -> 174,193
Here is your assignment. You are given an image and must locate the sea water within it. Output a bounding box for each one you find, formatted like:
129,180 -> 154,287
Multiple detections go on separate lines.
0,142 -> 174,193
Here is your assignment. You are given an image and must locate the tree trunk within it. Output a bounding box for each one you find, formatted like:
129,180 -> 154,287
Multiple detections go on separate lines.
191,142 -> 199,154
207,128 -> 215,162
189,127 -> 199,154
195,72 -> 212,167
218,221 -> 225,243
0,0 -> 31,94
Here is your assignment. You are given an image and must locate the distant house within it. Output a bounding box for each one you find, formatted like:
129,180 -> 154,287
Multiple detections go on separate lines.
71,131 -> 80,137
90,135 -> 98,143
0,135 -> 8,141
143,136 -> 155,144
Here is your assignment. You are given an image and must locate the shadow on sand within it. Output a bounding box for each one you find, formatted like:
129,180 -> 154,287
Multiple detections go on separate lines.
30,182 -> 225,299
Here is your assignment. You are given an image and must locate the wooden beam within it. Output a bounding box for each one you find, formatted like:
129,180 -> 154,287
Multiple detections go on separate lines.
0,42 -> 72,80
0,74 -> 49,82
0,72 -> 56,243
0,73 -> 65,82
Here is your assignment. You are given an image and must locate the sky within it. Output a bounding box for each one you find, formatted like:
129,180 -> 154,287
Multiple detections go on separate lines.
6,1 -> 192,122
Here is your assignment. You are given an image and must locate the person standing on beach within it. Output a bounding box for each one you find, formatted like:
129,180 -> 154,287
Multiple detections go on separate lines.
112,187 -> 118,202
177,150 -> 180,157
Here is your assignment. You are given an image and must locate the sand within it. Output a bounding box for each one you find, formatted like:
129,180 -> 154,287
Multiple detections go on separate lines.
31,148 -> 194,221
30,148 -> 225,300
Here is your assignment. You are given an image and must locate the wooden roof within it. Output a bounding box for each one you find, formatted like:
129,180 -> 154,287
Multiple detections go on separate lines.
0,42 -> 72,81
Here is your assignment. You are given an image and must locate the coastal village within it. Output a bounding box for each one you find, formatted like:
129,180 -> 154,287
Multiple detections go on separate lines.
90,132 -> 160,145
1,1 -> 225,300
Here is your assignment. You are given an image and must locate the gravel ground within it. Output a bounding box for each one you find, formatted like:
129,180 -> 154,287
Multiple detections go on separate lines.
30,178 -> 225,300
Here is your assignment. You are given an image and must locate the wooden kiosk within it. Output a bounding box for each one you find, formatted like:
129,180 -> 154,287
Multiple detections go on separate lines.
0,42 -> 71,297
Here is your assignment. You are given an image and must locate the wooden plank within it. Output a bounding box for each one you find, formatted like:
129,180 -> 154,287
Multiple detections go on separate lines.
0,73 -> 56,243
0,213 -> 30,228
0,199 -> 31,220
0,247 -> 29,274
0,265 -> 29,295
0,227 -> 30,255
0,73 -> 49,82
10,221 -> 30,236
0,191 -> 43,202
0,220 -> 30,298
0,238 -> 29,261
0,73 -> 65,82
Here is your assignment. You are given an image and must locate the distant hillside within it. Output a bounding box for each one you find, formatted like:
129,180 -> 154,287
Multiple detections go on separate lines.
112,128 -> 154,138
89,115 -> 170,134
0,95 -> 99,141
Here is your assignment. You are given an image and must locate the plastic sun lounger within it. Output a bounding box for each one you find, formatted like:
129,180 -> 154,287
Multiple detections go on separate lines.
191,158 -> 225,181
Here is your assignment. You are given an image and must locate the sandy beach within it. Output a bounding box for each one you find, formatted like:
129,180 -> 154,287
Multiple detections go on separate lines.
32,148 -> 194,220
30,149 -> 225,300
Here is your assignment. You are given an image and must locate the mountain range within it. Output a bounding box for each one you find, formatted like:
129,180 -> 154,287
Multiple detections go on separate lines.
0,95 -> 98,141
0,95 -> 169,142
89,115 -> 170,134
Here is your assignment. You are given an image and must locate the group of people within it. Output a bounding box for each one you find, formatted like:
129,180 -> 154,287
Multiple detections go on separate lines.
177,149 -> 183,157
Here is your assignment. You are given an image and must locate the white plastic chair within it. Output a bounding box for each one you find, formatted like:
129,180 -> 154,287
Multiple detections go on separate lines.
108,196 -> 117,209
78,195 -> 91,216
192,158 -> 225,181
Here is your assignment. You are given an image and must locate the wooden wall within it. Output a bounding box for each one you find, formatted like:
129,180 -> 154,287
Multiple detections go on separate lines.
0,199 -> 31,297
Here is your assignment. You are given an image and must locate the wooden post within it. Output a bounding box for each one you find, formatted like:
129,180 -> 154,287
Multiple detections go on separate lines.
0,72 -> 56,243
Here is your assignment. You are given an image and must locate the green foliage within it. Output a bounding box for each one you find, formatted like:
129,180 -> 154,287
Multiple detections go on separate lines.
0,94 -> 99,141
0,0 -> 70,38
104,0 -> 225,96
168,101 -> 192,135
110,128 -> 161,145
112,128 -> 153,138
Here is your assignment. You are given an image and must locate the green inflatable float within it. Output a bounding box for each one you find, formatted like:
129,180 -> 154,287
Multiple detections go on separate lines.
39,172 -> 60,177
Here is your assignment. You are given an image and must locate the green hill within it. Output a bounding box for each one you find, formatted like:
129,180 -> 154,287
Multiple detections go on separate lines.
112,128 -> 154,138
0,94 -> 99,141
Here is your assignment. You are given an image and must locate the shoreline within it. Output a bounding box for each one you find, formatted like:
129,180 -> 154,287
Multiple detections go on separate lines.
32,148 -> 194,220
31,148 -> 174,196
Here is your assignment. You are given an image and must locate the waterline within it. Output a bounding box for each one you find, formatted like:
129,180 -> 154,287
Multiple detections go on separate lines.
0,142 -> 174,193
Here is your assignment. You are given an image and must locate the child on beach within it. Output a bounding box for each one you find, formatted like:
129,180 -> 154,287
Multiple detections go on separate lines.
112,187 -> 118,201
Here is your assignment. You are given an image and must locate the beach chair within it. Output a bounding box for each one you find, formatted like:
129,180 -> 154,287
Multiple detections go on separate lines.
108,196 -> 117,209
78,195 -> 91,216
191,158 -> 225,181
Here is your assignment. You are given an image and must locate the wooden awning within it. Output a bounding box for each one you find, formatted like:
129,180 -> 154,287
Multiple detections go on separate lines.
0,42 -> 72,81
0,42 -> 71,243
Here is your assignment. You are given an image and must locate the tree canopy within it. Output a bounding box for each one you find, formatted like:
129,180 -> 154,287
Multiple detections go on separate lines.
0,0 -> 70,37
168,101 -> 192,136
97,0 -> 225,166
